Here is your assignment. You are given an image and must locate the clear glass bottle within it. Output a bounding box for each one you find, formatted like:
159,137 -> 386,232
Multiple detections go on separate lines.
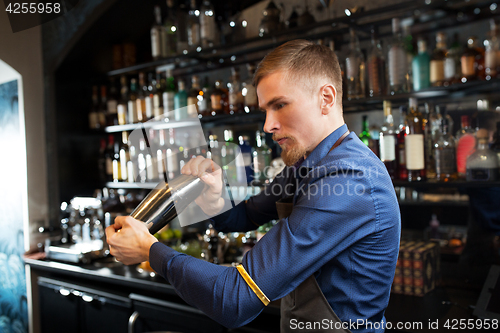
136,72 -> 148,122
252,130 -> 272,185
119,131 -> 130,182
237,135 -> 253,184
188,75 -> 201,117
444,33 -> 462,85
397,106 -> 408,180
430,32 -> 447,87
388,18 -> 409,94
153,72 -> 164,118
424,102 -> 440,180
127,78 -> 139,124
379,100 -> 397,179
461,36 -> 485,83
175,0 -> 189,54
200,0 -> 217,48
455,115 -> 476,178
174,80 -> 188,120
485,19 -> 500,80
163,0 -> 178,56
166,128 -> 181,180
151,5 -> 166,60
367,27 -> 386,97
228,67 -> 243,114
221,129 -> 237,182
345,29 -> 366,99
187,0 -> 201,51
117,75 -> 128,125
466,129 -> 499,181
412,37 -> 430,91
112,136 -> 122,182
163,69 -> 176,116
144,73 -> 155,120
242,63 -> 258,113
405,98 -> 426,182
434,117 -> 458,182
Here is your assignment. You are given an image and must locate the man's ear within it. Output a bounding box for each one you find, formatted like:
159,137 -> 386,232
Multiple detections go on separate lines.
320,84 -> 336,114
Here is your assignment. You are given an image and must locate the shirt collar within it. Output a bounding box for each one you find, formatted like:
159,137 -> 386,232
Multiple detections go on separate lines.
298,123 -> 348,170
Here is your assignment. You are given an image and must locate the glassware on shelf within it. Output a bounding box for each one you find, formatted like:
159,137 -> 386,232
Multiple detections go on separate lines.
434,117 -> 458,182
388,18 -> 409,95
345,28 -> 366,100
174,80 -> 188,120
412,37 -> 430,91
187,0 -> 201,51
397,106 -> 408,180
187,75 -> 201,118
430,32 -> 447,87
200,0 -> 217,47
163,69 -> 176,117
367,26 -> 386,97
210,79 -> 225,116
252,130 -> 272,186
444,33 -> 462,86
359,115 -> 371,147
485,19 -> 500,80
136,72 -> 148,122
461,36 -> 485,83
127,78 -> 139,124
228,67 -> 243,115
242,63 -> 258,113
163,0 -> 178,56
379,100 -> 397,179
466,129 -> 499,181
424,102 -> 440,180
151,5 -> 167,60
455,115 -> 476,178
405,98 -> 426,182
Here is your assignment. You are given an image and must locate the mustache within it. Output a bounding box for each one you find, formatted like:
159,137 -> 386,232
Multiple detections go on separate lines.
272,135 -> 295,142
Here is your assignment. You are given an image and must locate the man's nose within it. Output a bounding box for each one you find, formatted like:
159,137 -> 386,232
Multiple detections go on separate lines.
263,112 -> 279,134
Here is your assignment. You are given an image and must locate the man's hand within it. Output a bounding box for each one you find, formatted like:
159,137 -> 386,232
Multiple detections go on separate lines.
181,155 -> 225,216
105,216 -> 158,265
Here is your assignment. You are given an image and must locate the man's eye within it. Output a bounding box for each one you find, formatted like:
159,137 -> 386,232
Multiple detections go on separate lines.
277,103 -> 285,109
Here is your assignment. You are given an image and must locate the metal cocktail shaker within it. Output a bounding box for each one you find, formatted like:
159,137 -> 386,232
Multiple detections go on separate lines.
130,175 -> 205,234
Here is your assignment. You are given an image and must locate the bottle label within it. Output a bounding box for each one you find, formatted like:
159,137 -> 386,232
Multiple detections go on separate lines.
456,134 -> 476,174
106,157 -> 113,176
145,96 -> 153,119
405,134 -> 425,170
198,97 -> 208,113
485,50 -> 498,72
127,101 -> 138,123
430,60 -> 445,83
435,148 -> 456,176
117,104 -> 127,125
444,57 -> 456,79
211,95 -> 222,110
187,97 -> 198,117
163,92 -> 175,113
153,94 -> 162,118
461,55 -> 475,76
379,135 -> 396,161
388,46 -> 407,86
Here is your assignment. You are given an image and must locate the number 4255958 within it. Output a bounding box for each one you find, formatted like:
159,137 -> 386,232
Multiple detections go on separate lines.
5,2 -> 61,14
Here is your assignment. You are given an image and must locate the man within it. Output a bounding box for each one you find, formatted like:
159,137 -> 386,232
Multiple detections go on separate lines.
106,39 -> 400,332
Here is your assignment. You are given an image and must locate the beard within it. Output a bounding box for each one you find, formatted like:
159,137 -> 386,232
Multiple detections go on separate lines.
274,135 -> 306,166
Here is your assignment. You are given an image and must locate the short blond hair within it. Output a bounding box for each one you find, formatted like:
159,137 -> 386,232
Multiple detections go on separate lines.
253,39 -> 343,102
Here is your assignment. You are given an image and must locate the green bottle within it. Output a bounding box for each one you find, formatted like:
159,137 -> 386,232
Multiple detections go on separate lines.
359,115 -> 372,147
412,38 -> 431,91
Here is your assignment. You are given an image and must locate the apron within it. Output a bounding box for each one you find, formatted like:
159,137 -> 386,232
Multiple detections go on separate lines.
278,130 -> 351,333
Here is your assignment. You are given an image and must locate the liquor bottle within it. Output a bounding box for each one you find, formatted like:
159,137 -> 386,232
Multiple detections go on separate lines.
137,137 -> 147,183
237,135 -> 253,184
164,0 -> 178,56
106,78 -> 119,126
146,129 -> 159,182
405,98 -> 426,182
210,80 -> 224,116
207,134 -> 222,170
485,19 -> 500,80
345,28 -> 366,99
167,129 -> 181,179
188,75 -> 201,117
127,78 -> 139,124
461,36 -> 485,83
105,134 -> 114,182
117,75 -> 128,125
466,129 -> 499,181
367,27 -> 386,97
136,72 -> 148,122
119,131 -> 130,182
112,136 -> 122,182
379,100 -> 397,179
145,73 -> 155,120
176,0 -> 189,54
196,77 -> 210,117
491,121 -> 500,165
456,115 -> 476,178
424,103 -> 438,180
388,18 -> 409,94
153,72 -> 164,118
242,63 -> 258,113
402,23 -> 416,91
151,5 -> 166,60
228,67 -> 243,114
163,69 -> 176,117
359,115 -> 371,147
397,106 -> 408,180
369,123 -> 381,158
200,0 -> 217,48
430,32 -> 447,87
434,117 -> 457,182
221,129 -> 237,182
174,80 -> 188,120
444,33 -> 462,85
412,37 -> 430,91
187,0 -> 201,51
252,130 -> 272,185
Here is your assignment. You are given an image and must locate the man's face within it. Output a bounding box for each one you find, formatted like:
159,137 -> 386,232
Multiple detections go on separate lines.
257,70 -> 324,166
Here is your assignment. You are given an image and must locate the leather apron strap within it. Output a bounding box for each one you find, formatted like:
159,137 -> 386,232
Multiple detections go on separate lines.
278,129 -> 351,333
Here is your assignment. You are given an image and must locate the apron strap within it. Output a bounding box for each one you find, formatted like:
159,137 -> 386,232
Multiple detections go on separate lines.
328,130 -> 350,154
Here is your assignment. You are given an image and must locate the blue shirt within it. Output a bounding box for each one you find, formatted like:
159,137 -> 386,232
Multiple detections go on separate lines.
149,124 -> 401,332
